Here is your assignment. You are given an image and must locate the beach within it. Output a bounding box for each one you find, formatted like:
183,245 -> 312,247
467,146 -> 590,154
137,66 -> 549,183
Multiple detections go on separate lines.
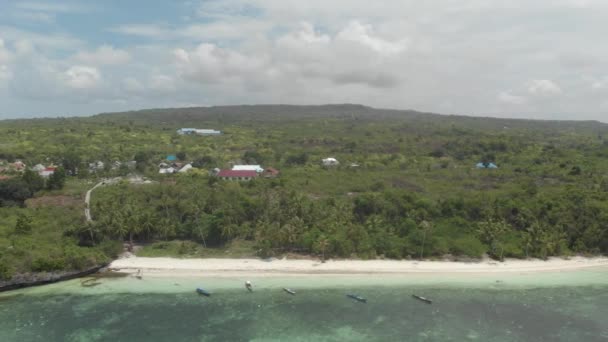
109,255 -> 608,277
3,255 -> 608,341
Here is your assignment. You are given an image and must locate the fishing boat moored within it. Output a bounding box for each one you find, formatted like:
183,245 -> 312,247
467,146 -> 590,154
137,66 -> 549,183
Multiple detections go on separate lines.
283,288 -> 296,295
412,294 -> 432,304
196,288 -> 211,297
346,294 -> 367,303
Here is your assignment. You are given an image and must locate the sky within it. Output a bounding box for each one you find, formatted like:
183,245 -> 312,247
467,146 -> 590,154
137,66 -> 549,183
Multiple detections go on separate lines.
1,0 -> 608,121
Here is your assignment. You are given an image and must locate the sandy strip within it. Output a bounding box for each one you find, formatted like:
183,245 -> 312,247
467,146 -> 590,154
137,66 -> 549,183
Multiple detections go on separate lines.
109,256 -> 608,277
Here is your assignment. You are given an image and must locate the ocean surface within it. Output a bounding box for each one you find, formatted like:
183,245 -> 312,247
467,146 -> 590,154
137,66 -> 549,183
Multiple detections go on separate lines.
1,269 -> 607,342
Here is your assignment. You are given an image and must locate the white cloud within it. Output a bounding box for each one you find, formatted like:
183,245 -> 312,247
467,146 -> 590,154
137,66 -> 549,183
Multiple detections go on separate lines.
174,43 -> 267,83
12,11 -> 56,23
336,21 -> 407,56
173,21 -> 404,89
498,91 -> 526,105
123,77 -> 144,93
109,24 -> 171,39
526,79 -> 562,96
149,75 -> 176,93
6,1 -> 608,121
0,39 -> 12,64
0,26 -> 82,49
64,66 -> 101,89
15,2 -> 90,13
14,40 -> 35,56
0,65 -> 13,84
74,45 -> 130,65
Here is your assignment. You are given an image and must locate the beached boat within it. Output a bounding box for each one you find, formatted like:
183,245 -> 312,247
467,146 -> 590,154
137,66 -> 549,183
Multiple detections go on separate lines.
196,288 -> 211,297
346,294 -> 367,303
412,294 -> 432,304
283,288 -> 296,295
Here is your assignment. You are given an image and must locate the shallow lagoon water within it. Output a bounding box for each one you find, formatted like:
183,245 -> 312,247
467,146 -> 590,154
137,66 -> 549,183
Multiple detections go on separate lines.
1,267 -> 607,341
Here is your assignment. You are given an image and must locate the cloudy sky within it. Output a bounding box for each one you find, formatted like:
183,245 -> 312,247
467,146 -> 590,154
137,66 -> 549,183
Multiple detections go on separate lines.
1,0 -> 607,121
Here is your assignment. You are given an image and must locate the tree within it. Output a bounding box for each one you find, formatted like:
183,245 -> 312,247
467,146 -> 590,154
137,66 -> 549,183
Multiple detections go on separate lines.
477,219 -> 509,260
418,220 -> 432,259
134,151 -> 151,172
285,152 -> 308,166
0,179 -> 33,205
47,167 -> 66,190
315,235 -> 330,261
243,150 -> 263,164
192,156 -> 215,168
15,213 -> 33,234
62,150 -> 82,176
22,169 -> 44,193
177,151 -> 187,161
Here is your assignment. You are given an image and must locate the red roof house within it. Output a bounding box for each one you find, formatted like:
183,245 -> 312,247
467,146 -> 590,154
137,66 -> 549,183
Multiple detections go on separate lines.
217,169 -> 258,181
39,167 -> 57,178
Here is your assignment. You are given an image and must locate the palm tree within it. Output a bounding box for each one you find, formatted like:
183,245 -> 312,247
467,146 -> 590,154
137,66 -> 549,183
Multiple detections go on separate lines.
477,219 -> 509,261
317,237 -> 329,262
419,220 -> 432,259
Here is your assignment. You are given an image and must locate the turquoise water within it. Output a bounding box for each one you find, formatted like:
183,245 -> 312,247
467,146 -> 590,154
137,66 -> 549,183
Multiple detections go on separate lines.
1,270 -> 608,341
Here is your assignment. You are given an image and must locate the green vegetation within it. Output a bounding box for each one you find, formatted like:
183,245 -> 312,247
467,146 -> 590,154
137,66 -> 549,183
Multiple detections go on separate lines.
0,206 -> 121,280
1,104 -> 608,279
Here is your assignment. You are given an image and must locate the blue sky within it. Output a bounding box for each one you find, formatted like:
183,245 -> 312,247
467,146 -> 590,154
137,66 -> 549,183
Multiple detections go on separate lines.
1,0 -> 608,121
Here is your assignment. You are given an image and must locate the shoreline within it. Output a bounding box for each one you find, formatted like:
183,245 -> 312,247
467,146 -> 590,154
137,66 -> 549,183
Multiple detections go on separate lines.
109,256 -> 608,278
0,263 -> 108,292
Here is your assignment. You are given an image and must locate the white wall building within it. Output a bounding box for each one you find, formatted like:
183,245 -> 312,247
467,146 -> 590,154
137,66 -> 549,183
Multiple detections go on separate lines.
232,165 -> 264,173
322,158 -> 340,166
177,128 -> 222,135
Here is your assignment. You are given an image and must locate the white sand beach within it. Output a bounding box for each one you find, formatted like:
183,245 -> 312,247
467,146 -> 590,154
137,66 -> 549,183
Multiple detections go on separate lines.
109,256 -> 608,278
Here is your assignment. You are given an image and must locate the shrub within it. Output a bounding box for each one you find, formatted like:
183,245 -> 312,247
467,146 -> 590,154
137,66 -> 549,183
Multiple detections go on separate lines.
449,236 -> 486,258
31,257 -> 66,272
0,261 -> 13,280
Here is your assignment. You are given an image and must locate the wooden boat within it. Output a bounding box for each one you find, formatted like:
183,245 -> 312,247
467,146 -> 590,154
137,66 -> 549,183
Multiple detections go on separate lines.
283,288 -> 296,295
412,294 -> 432,304
196,288 -> 211,297
346,294 -> 367,303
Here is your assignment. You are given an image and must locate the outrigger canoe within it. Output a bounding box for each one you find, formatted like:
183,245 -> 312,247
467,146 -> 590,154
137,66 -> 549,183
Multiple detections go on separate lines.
412,294 -> 432,304
283,288 -> 296,295
196,288 -> 211,297
346,294 -> 367,303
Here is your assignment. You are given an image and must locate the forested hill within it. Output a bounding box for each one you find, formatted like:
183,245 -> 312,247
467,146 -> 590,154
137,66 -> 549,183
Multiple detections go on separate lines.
2,103 -> 608,281
89,104 -> 608,133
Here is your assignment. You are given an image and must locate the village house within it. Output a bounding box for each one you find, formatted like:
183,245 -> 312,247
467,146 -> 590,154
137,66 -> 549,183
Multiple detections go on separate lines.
159,167 -> 176,174
88,161 -> 105,173
476,162 -> 498,169
322,157 -> 339,166
217,169 -> 258,181
32,164 -> 46,172
178,164 -> 193,173
39,167 -> 56,178
176,128 -> 222,136
232,165 -> 264,173
11,161 -> 26,172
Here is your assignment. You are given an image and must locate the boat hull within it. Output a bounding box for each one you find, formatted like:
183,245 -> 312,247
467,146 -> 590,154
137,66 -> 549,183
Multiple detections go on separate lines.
346,294 -> 367,303
412,294 -> 432,304
196,288 -> 211,297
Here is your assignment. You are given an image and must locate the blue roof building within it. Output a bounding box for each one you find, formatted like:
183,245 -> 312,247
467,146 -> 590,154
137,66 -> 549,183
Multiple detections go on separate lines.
167,155 -> 177,161
476,162 -> 498,169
